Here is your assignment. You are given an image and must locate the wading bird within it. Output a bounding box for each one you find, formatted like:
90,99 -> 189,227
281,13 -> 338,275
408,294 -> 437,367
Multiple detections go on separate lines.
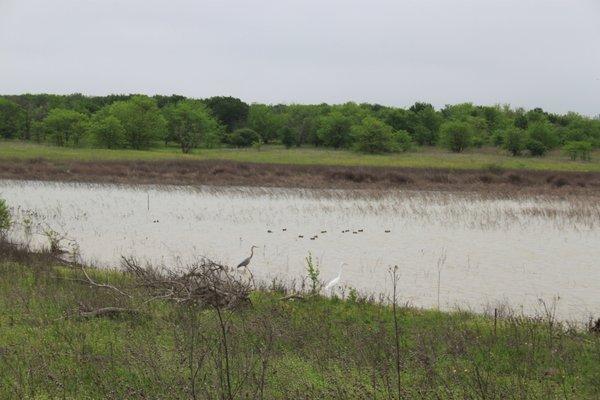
237,245 -> 258,268
324,262 -> 347,292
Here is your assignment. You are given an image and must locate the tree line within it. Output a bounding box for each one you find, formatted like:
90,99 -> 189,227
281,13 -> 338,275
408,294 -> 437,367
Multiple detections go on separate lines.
0,93 -> 599,158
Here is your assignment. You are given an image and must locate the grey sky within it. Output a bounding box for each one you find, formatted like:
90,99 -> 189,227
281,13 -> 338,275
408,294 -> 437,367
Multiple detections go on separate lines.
1,0 -> 599,115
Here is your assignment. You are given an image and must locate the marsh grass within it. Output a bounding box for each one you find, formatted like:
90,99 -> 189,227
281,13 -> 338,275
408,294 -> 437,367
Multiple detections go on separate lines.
2,141 -> 600,172
1,241 -> 599,399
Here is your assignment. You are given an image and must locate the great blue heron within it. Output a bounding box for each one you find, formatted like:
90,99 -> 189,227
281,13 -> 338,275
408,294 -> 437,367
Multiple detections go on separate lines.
324,262 -> 347,291
237,245 -> 258,268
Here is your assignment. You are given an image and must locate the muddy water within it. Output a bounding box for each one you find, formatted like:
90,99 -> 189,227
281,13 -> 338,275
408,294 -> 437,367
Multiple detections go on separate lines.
2,179 -> 599,322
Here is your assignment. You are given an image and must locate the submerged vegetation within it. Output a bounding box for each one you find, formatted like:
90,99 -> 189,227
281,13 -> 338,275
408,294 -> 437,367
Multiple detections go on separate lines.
1,239 -> 600,399
1,94 -> 599,158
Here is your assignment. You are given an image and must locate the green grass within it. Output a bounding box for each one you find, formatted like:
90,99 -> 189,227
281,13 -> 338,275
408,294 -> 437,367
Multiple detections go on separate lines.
2,140 -> 600,172
1,256 -> 599,399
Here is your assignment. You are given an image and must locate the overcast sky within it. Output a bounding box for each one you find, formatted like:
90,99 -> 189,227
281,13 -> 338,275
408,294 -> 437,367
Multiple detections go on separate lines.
1,0 -> 599,115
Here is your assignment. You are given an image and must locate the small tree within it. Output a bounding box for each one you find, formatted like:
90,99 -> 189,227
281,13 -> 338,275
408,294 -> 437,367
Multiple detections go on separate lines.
439,121 -> 473,153
227,128 -> 260,147
527,121 -> 558,150
502,127 -> 526,156
247,104 -> 283,143
0,198 -> 10,236
391,130 -> 413,152
352,117 -> 395,153
0,98 -> 26,139
280,125 -> 295,148
563,141 -> 592,161
163,100 -> 221,153
104,95 -> 167,149
317,112 -> 352,148
87,115 -> 125,149
526,139 -> 547,157
41,108 -> 88,146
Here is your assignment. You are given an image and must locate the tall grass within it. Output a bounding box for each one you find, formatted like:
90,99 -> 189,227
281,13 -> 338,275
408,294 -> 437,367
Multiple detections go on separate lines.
1,241 -> 599,399
2,140 -> 600,172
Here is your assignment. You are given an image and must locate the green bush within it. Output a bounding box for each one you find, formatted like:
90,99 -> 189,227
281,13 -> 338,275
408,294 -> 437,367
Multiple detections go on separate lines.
391,130 -> 413,152
227,128 -> 260,147
0,198 -> 10,234
526,139 -> 547,157
87,115 -> 125,149
439,121 -> 473,153
41,108 -> 88,147
527,121 -> 558,150
352,117 -> 395,153
502,127 -> 526,156
563,141 -> 592,161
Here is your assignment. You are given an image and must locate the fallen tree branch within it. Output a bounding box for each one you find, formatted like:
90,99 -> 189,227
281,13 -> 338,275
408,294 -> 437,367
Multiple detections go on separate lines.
279,293 -> 304,301
78,307 -> 140,318
80,265 -> 132,298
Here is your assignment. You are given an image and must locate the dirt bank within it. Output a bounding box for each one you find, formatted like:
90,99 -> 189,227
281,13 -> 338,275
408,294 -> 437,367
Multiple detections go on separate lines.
2,158 -> 600,195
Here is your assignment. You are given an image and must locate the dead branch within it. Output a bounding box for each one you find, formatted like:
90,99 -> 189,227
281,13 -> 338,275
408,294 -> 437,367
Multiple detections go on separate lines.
78,307 -> 140,318
279,293 -> 304,301
121,256 -> 251,310
80,264 -> 132,298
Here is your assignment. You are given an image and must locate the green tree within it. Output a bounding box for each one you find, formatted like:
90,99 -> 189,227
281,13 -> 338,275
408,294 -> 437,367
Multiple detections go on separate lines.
283,105 -> 323,147
391,130 -> 413,152
104,96 -> 166,149
163,100 -> 221,153
502,127 -> 526,156
527,121 -> 558,150
563,141 -> 592,161
87,115 -> 125,149
204,96 -> 249,132
247,104 -> 283,143
317,112 -> 352,148
525,139 -> 547,156
41,108 -> 88,146
439,121 -> 473,153
409,103 -> 442,145
0,98 -> 26,139
227,128 -> 260,147
351,117 -> 395,153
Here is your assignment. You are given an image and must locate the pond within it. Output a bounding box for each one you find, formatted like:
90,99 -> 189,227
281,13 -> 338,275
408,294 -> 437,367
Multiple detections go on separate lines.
2,179 -> 599,322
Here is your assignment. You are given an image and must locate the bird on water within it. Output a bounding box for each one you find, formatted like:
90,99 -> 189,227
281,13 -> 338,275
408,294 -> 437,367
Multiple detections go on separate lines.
237,245 -> 258,268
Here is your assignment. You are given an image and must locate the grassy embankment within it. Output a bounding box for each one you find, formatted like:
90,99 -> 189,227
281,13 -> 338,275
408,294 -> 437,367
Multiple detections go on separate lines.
2,140 -> 600,172
1,245 -> 599,399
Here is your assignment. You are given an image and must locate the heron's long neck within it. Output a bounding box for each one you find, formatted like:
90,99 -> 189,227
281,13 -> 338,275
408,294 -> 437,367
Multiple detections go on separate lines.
250,248 -> 254,257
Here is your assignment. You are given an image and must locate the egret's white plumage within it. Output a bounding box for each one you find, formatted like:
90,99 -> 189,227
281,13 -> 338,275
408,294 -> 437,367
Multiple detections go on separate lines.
324,262 -> 347,291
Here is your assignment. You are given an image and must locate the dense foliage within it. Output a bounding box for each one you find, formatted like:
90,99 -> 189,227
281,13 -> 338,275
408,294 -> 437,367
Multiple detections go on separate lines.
1,93 -> 599,156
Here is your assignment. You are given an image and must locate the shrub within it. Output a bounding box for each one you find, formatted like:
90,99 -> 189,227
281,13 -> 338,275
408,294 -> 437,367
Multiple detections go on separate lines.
87,115 -> 125,149
563,141 -> 592,161
317,112 -> 352,148
526,139 -> 547,157
280,126 -> 296,148
439,121 -> 473,153
502,127 -> 526,156
391,130 -> 413,152
41,108 -> 88,147
227,128 -> 260,147
352,117 -> 395,153
103,95 -> 167,150
527,121 -> 558,150
0,198 -> 10,235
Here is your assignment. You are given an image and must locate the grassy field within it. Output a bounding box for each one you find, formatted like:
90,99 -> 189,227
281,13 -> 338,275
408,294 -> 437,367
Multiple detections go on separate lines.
2,140 -> 600,172
1,246 -> 599,399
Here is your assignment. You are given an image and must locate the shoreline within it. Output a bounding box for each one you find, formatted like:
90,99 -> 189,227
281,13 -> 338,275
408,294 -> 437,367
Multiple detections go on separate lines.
2,157 -> 600,196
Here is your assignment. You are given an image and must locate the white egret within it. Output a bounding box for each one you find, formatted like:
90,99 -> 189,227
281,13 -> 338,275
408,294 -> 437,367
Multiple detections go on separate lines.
324,262 -> 347,292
